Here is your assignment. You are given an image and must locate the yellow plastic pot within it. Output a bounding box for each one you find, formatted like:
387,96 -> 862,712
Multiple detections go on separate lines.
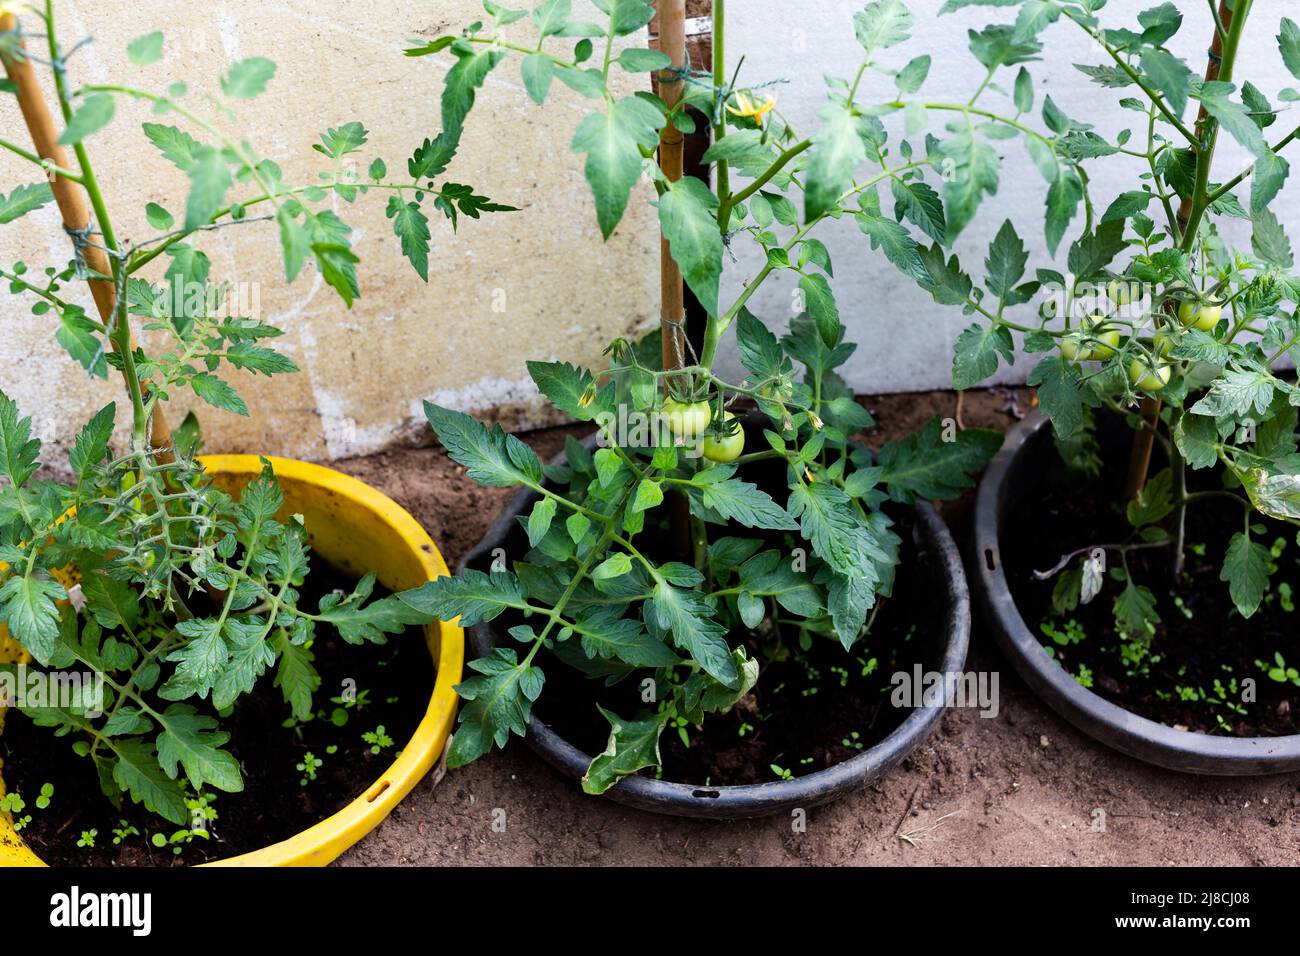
0,455 -> 462,866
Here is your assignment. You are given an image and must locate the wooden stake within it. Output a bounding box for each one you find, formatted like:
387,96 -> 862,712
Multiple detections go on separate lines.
652,1 -> 692,561
1175,1 -> 1233,239
1122,1 -> 1232,503
656,0 -> 686,375
0,11 -> 173,458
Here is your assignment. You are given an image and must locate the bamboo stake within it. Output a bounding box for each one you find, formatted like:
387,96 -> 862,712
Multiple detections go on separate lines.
0,10 -> 173,459
656,0 -> 686,375
1175,1 -> 1233,240
1122,1 -> 1232,503
654,0 -> 692,562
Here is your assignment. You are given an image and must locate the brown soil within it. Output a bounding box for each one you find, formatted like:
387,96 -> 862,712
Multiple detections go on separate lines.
1002,411 -> 1300,738
325,388 -> 1299,866
3,569 -> 431,866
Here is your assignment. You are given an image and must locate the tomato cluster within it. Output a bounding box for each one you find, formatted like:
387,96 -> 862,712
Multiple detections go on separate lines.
661,400 -> 745,462
1057,285 -> 1225,396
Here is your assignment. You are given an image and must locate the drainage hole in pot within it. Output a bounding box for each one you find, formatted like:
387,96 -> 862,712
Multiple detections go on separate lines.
692,789 -> 721,799
366,780 -> 392,803
984,548 -> 997,571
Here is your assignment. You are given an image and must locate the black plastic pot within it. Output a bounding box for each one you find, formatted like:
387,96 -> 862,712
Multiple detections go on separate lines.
458,421 -> 972,819
973,411 -> 1300,775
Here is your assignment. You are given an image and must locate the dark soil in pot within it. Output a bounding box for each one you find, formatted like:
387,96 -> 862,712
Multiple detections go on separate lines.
532,519 -> 944,786
1000,411 -> 1300,738
1,566 -> 431,866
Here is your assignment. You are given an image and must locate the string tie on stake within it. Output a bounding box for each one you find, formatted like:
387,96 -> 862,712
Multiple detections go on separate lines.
63,219 -> 103,278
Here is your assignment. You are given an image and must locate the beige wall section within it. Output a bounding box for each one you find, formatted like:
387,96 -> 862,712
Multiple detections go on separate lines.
0,0 -> 658,463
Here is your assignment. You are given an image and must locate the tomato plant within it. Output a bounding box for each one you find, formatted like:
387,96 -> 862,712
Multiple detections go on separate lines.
886,1 -> 1300,675
403,0 -> 1001,789
0,5 -> 509,832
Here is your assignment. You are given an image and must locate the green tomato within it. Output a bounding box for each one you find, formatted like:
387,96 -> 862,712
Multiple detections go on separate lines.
1128,358 -> 1171,393
1178,299 -> 1222,332
662,399 -> 711,439
1090,328 -> 1121,359
1152,330 -> 1176,357
1059,316 -> 1120,361
1107,278 -> 1140,307
702,413 -> 744,463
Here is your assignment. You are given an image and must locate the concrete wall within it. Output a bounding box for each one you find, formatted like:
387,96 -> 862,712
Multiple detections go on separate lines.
1,0 -> 659,462
716,0 -> 1300,393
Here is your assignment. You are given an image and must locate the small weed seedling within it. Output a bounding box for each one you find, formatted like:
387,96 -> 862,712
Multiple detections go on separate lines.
362,726 -> 394,755
297,751 -> 324,786
0,792 -> 31,831
1260,653 -> 1300,687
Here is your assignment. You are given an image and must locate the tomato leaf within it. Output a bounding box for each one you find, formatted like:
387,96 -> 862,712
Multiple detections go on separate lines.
582,706 -> 668,794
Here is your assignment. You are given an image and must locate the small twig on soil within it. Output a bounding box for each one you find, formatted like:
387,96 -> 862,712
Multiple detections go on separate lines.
954,390 -> 966,431
891,785 -> 921,836
54,806 -> 83,837
865,697 -> 885,732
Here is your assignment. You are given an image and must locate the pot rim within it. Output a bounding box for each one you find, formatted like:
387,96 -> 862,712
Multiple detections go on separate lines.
0,454 -> 463,866
972,411 -> 1300,775
460,425 -> 971,820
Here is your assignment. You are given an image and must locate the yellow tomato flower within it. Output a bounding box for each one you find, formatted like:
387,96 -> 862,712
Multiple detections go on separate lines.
727,91 -> 777,124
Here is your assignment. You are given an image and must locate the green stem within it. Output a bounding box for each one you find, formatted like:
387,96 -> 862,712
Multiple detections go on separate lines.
1170,410 -> 1187,579
0,268 -> 105,327
720,139 -> 812,229
846,55 -> 871,104
43,3 -> 149,442
1206,0 -> 1228,41
0,137 -> 83,181
523,482 -> 640,667
895,101 -> 1061,155
1147,104 -> 1180,239
466,35 -> 580,69
80,83 -> 285,218
702,159 -> 928,366
127,179 -> 451,274
1203,123 -> 1300,208
967,66 -> 996,107
1056,2 -> 1199,146
1179,0 -> 1252,253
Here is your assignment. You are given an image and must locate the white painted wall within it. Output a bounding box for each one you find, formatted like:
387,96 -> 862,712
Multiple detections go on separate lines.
717,0 -> 1300,393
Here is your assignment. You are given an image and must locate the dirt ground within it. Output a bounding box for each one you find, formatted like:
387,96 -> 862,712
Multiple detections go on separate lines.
333,389 -> 1300,866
